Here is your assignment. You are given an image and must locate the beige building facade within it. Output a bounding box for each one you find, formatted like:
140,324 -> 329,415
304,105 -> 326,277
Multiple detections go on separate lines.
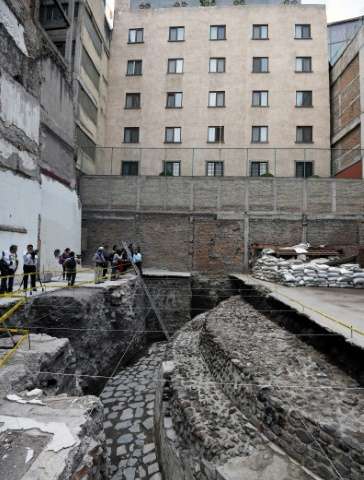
104,1 -> 331,177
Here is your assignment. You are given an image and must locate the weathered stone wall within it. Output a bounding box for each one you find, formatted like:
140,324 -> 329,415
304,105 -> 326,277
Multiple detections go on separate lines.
81,176 -> 364,273
200,297 -> 364,480
9,277 -> 149,394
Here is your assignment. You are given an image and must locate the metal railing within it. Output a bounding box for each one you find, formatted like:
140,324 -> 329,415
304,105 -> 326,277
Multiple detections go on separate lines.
77,147 -> 364,178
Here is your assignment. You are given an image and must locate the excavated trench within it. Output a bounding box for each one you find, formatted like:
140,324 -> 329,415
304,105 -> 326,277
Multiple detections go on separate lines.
4,273 -> 364,480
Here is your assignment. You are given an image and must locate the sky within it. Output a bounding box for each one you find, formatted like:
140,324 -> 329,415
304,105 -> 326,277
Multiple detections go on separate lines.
302,0 -> 364,23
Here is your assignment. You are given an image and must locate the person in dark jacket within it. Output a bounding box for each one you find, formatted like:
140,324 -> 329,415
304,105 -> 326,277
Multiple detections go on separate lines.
64,251 -> 77,286
59,248 -> 71,280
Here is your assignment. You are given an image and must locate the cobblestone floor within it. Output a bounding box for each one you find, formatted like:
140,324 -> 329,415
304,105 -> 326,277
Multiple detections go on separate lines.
100,343 -> 166,480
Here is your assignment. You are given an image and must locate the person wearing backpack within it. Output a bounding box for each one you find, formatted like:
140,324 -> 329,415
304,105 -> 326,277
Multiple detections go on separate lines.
64,251 -> 77,286
0,245 -> 18,293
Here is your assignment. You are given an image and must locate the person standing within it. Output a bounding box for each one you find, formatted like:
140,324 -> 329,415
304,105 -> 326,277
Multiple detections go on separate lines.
94,247 -> 107,282
64,251 -> 77,286
23,244 -> 38,293
0,245 -> 18,293
59,248 -> 71,280
133,247 -> 143,275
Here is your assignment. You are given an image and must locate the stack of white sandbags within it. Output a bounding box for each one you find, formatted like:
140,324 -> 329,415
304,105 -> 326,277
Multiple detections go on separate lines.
252,255 -> 364,288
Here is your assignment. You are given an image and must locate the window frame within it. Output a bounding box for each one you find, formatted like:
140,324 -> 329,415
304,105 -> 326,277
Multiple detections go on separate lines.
209,57 -> 226,73
166,92 -> 183,109
165,127 -> 182,144
163,161 -> 181,176
251,126 -> 269,144
123,127 -> 140,144
208,91 -> 225,108
121,161 -> 139,176
210,25 -> 226,41
252,24 -> 269,40
206,161 -> 224,177
295,24 -> 312,40
250,161 -> 269,177
125,92 -> 141,109
128,28 -> 144,44
169,26 -> 185,42
207,126 -> 224,144
167,58 -> 184,74
252,57 -> 269,73
296,91 -> 313,108
295,161 -> 314,178
296,126 -> 313,144
126,59 -> 142,76
295,56 -> 312,73
252,90 -> 269,107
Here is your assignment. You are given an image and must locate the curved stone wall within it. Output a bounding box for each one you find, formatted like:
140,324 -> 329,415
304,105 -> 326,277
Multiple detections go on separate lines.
155,297 -> 364,480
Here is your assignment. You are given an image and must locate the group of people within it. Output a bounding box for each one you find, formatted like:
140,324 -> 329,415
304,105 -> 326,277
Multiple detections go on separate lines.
0,244 -> 38,294
94,244 -> 143,281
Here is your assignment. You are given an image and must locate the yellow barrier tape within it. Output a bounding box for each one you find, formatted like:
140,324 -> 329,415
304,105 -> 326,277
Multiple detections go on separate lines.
0,299 -> 26,325
0,333 -> 29,368
268,285 -> 364,339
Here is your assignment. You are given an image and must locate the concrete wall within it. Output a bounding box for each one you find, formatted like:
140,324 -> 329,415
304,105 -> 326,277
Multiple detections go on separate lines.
0,0 -> 81,273
80,176 -> 364,272
103,2 -> 331,176
330,26 -> 364,177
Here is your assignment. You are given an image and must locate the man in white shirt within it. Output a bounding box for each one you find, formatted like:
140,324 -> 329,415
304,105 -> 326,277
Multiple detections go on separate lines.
23,244 -> 38,292
0,245 -> 18,293
132,247 -> 143,275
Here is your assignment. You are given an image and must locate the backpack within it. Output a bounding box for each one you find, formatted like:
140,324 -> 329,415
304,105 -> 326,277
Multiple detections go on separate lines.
65,257 -> 76,270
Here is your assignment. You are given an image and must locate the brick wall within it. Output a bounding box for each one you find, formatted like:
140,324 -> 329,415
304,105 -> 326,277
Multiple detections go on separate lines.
81,177 -> 364,273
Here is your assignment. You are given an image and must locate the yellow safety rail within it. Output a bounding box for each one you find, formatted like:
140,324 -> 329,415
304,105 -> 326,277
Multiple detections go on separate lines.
0,299 -> 26,325
0,331 -> 29,368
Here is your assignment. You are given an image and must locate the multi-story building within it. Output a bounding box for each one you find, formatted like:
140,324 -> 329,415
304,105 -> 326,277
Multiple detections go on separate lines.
38,0 -> 113,174
330,24 -> 364,178
103,0 -> 330,178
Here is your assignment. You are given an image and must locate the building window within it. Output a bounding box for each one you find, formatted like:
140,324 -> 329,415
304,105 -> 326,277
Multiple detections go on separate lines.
169,26 -> 185,41
252,57 -> 269,73
78,87 -> 98,125
296,57 -> 312,73
163,161 -> 181,176
252,24 -> 268,40
296,91 -> 312,107
81,47 -> 100,90
209,57 -> 225,73
207,126 -> 224,143
250,161 -> 269,177
76,126 -> 96,162
128,28 -> 144,43
295,24 -> 311,39
252,126 -> 268,143
208,91 -> 225,107
122,161 -> 139,176
124,127 -> 140,143
210,25 -> 226,40
252,91 -> 269,107
206,161 -> 224,177
125,93 -> 141,109
127,60 -> 142,75
165,127 -> 181,143
84,10 -> 102,57
166,92 -> 183,108
168,58 -> 184,74
296,161 -> 313,178
296,126 -> 313,143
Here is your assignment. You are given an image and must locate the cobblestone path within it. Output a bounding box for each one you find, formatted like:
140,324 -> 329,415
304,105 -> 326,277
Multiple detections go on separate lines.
100,343 -> 166,480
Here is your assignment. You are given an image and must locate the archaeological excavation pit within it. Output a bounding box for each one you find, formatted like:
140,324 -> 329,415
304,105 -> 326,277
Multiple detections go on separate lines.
0,272 -> 364,480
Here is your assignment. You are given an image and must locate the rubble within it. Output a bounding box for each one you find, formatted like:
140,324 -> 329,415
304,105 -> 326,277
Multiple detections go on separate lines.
252,253 -> 364,288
